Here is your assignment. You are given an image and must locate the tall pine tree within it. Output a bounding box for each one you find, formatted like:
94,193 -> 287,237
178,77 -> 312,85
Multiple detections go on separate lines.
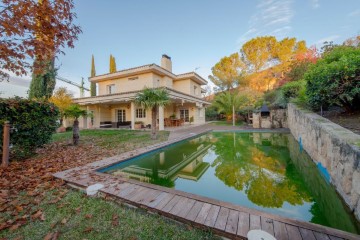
90,55 -> 96,96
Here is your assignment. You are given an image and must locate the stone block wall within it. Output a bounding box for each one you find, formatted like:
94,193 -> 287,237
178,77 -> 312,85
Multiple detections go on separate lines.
252,109 -> 288,129
287,103 -> 360,221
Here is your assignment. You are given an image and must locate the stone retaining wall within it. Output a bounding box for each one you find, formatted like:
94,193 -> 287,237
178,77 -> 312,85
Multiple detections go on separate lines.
287,103 -> 360,220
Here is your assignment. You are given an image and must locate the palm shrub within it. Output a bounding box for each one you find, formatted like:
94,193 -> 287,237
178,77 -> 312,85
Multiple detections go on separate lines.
213,91 -> 247,125
64,104 -> 88,145
135,88 -> 170,140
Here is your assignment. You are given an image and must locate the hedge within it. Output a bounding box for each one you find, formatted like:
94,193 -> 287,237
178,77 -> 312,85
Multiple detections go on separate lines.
0,97 -> 59,159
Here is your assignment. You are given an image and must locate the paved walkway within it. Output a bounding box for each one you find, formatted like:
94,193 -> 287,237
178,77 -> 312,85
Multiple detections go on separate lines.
53,124 -> 358,240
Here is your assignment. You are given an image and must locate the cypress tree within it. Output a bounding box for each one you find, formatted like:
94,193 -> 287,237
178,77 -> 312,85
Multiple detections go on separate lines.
109,54 -> 117,73
29,59 -> 56,99
90,55 -> 96,96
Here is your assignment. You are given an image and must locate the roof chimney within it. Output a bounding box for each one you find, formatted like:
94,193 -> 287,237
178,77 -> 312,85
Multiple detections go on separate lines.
161,54 -> 172,72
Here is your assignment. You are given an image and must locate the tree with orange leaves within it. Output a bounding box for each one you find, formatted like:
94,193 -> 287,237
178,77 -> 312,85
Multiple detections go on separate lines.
0,0 -> 82,81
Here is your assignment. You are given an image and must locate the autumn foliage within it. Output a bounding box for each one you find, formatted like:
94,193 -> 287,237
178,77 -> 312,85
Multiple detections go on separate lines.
0,0 -> 82,80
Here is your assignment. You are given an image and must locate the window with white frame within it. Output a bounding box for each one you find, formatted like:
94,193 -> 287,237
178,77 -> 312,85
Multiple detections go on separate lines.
107,84 -> 115,94
136,109 -> 146,118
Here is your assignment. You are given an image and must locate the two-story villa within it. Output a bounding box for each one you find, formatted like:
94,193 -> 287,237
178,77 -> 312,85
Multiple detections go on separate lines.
75,55 -> 210,130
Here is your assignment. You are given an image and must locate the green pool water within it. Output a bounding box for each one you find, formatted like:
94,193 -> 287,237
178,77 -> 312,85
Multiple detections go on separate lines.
102,132 -> 360,234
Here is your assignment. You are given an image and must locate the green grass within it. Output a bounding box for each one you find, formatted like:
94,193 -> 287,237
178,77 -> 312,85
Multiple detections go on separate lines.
0,189 -> 218,240
52,129 -> 169,151
210,120 -> 244,126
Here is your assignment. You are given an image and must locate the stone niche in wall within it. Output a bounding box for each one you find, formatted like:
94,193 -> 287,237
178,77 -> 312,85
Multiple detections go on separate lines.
252,109 -> 288,129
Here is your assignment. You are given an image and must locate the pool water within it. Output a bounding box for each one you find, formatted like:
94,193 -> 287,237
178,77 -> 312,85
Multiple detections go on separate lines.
101,132 -> 360,234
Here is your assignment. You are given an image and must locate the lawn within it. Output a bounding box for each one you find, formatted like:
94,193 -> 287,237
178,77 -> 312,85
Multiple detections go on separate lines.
0,129 -> 219,239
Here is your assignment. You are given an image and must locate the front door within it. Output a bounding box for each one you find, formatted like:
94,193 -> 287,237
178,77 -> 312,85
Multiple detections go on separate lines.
117,109 -> 126,122
180,109 -> 189,122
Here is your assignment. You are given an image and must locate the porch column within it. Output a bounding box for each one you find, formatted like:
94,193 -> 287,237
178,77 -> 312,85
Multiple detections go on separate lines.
86,106 -> 91,129
97,105 -> 101,128
130,102 -> 135,130
159,106 -> 164,130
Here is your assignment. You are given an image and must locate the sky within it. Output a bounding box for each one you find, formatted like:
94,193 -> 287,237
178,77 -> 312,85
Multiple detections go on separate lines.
1,0 -> 360,98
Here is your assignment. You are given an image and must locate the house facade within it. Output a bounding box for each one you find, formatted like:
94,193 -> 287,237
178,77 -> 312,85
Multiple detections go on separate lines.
75,55 -> 210,130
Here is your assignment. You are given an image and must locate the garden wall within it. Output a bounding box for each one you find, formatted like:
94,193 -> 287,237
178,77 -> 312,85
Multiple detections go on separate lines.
287,103 -> 360,221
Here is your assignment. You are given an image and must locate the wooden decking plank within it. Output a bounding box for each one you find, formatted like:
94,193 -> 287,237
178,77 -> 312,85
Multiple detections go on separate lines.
185,201 -> 204,221
225,210 -> 239,235
116,184 -> 140,198
128,188 -> 153,202
123,186 -> 147,200
214,207 -> 230,231
147,192 -> 171,208
237,212 -> 250,237
261,217 -> 275,236
177,199 -> 196,218
136,189 -> 162,205
195,203 -> 212,224
299,228 -> 317,240
273,221 -> 289,240
250,214 -> 261,230
313,232 -> 331,240
162,195 -> 182,212
169,196 -> 192,215
204,205 -> 221,228
285,224 -> 302,240
153,193 -> 175,210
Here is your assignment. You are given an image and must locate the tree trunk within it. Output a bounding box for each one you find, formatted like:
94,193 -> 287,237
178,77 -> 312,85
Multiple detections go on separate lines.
73,119 -> 80,145
151,106 -> 157,140
232,105 -> 235,126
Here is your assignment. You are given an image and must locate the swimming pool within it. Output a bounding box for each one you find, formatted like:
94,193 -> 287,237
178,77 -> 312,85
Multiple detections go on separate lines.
100,131 -> 360,234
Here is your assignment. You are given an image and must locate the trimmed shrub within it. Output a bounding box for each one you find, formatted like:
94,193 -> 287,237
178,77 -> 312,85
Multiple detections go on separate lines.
0,97 -> 59,159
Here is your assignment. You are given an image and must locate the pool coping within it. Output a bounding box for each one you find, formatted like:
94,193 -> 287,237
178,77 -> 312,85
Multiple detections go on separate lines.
53,128 -> 360,240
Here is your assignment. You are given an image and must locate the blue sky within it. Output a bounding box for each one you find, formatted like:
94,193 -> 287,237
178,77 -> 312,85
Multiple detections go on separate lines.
2,0 -> 360,97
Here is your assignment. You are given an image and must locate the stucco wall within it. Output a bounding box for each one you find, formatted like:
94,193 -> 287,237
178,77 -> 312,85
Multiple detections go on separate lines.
287,103 -> 360,221
97,73 -> 155,95
173,79 -> 191,95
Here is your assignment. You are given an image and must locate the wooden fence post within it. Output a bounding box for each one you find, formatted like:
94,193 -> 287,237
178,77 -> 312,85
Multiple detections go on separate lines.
2,121 -> 10,167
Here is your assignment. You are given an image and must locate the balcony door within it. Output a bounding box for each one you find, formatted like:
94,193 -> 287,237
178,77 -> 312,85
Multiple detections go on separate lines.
117,109 -> 126,122
180,109 -> 189,122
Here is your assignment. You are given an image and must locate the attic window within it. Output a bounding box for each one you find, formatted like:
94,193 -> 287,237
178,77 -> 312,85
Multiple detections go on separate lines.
128,77 -> 139,81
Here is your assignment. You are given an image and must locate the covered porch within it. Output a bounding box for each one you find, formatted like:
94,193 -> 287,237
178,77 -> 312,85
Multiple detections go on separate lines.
75,88 -> 210,130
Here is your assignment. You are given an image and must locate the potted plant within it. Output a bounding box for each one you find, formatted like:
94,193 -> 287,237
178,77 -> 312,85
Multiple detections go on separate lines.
170,113 -> 176,119
134,121 -> 143,129
189,116 -> 194,125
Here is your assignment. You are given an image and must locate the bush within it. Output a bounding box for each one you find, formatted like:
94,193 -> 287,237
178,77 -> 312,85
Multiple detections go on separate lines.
281,80 -> 306,103
305,46 -> 360,111
0,97 -> 59,159
263,90 -> 287,109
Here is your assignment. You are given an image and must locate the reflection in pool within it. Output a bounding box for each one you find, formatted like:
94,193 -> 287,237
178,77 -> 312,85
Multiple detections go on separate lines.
101,132 -> 360,234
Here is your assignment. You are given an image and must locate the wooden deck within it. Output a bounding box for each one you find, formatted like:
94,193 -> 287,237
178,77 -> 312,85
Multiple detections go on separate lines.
53,126 -> 360,240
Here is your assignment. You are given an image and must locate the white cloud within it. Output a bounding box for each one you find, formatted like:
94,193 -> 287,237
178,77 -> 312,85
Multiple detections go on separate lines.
315,35 -> 340,45
237,0 -> 294,46
310,0 -> 320,9
348,9 -> 360,17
